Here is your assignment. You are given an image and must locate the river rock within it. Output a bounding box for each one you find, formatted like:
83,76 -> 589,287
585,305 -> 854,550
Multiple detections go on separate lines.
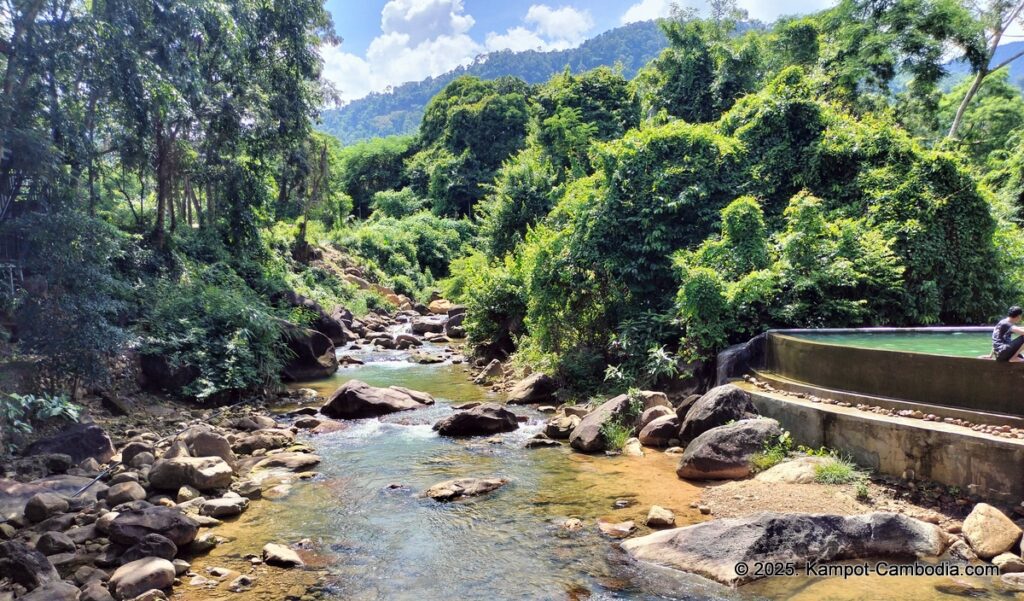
598,519 -> 636,538
24,423 -> 116,465
646,506 -> 676,528
320,380 -> 434,419
110,557 -> 175,600
232,429 -> 295,454
473,359 -> 504,385
754,456 -> 832,484
506,373 -> 558,405
200,496 -> 249,518
677,384 -> 758,446
424,477 -> 508,501
121,533 -> 178,563
994,552 -> 1024,573
106,481 -> 148,507
19,581 -> 80,601
569,394 -> 642,453
108,506 -> 198,547
639,405 -> 674,429
250,452 -> 322,473
411,316 -> 446,335
545,414 -> 581,440
962,503 -> 1023,559
280,323 -> 339,381
183,428 -> 236,466
0,540 -> 60,590
622,438 -> 644,457
80,581 -> 116,601
676,419 -> 782,480
120,442 -> 153,466
148,456 -> 233,491
427,299 -> 455,315
24,492 -> 69,523
638,415 -> 680,447
36,531 -> 75,555
444,312 -> 466,338
674,394 -> 702,421
262,543 -> 304,567
432,404 -> 519,436
621,512 -> 945,586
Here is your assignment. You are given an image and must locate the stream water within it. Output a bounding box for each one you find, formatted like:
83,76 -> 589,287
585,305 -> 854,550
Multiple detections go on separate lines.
174,333 -> 1014,601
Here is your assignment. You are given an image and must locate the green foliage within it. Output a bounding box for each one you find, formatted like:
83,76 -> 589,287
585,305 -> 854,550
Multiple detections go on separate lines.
443,252 -> 527,353
140,264 -> 287,400
750,430 -> 793,472
814,456 -> 864,485
9,212 -> 131,392
333,212 -> 474,299
408,76 -> 532,216
599,419 -> 634,451
335,136 -> 415,218
855,480 -> 871,501
477,149 -> 558,257
0,393 -> 80,453
370,188 -> 426,219
318,21 -> 668,145
938,69 -> 1024,166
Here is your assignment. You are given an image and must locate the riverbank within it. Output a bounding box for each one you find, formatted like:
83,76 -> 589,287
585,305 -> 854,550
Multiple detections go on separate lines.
3,311 -> 1023,601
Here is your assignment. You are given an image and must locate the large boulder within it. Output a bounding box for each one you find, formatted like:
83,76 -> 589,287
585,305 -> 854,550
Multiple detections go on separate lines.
148,456 -> 233,491
108,506 -> 198,547
109,557 -> 175,600
411,316 -> 446,335
424,477 -> 508,501
0,541 -> 60,591
676,419 -> 782,480
23,423 -> 115,464
182,427 -> 236,466
639,405 -> 674,429
506,373 -> 558,405
638,415 -> 680,447
621,512 -> 945,586
963,503 -> 1023,559
444,312 -> 466,338
432,404 -> 519,437
273,291 -> 348,345
754,456 -> 833,484
24,492 -> 69,523
231,429 -> 295,455
280,321 -> 338,381
677,384 -> 758,446
120,533 -> 178,563
568,394 -> 654,453
320,380 -> 434,419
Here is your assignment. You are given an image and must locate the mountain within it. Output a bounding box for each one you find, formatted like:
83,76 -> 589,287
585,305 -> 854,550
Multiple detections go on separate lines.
945,41 -> 1024,88
318,20 -> 669,146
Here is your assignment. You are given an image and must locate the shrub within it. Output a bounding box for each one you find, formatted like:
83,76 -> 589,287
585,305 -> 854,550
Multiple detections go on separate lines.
370,188 -> 425,218
814,456 -> 863,485
599,419 -> 635,451
140,264 -> 287,401
0,392 -> 80,453
750,431 -> 793,472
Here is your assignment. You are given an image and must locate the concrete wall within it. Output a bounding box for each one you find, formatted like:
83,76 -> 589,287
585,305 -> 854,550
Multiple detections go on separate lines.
745,385 -> 1024,502
765,331 -> 1024,416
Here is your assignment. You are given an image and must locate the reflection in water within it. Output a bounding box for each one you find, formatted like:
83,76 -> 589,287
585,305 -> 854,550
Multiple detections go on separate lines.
178,341 -> 1010,601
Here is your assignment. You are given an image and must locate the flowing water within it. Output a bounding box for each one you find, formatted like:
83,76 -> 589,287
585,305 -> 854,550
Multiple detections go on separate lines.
175,333 -> 1014,601
789,332 -> 992,358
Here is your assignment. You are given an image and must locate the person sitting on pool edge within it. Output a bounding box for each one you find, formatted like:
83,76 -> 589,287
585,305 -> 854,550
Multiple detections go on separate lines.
993,306 -> 1024,362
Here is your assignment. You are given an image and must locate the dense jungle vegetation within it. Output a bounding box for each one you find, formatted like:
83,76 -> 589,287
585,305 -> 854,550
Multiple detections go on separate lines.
5,0 -> 1024,411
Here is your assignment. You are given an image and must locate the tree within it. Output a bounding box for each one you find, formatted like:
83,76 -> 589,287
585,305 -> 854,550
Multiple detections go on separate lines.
939,68 -> 1024,164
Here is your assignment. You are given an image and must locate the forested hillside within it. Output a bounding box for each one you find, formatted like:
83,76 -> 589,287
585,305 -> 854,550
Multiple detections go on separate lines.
4,0 -> 1024,418
318,20 -> 671,144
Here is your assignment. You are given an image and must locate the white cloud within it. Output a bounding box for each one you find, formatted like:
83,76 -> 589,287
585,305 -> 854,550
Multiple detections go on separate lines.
525,5 -> 594,43
621,0 -> 839,24
322,0 -> 484,102
485,27 -> 550,53
621,0 -> 676,24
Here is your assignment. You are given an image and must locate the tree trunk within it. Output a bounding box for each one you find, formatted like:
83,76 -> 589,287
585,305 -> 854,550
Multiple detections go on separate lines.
948,69 -> 987,140
152,121 -> 169,246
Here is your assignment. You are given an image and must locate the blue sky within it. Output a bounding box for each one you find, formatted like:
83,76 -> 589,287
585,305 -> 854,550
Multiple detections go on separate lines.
322,1 -> 836,102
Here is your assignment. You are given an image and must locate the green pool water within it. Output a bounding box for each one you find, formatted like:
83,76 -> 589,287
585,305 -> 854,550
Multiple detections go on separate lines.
790,331 -> 992,358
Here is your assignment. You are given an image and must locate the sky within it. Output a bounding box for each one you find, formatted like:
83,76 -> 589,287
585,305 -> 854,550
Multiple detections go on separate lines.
321,0 -> 836,102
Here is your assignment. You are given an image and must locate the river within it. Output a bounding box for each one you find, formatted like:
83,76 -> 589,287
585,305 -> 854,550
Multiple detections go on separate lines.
174,335 -> 1010,601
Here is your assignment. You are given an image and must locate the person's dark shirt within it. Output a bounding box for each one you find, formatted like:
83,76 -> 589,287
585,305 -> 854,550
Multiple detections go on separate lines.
994,318 -> 1016,353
